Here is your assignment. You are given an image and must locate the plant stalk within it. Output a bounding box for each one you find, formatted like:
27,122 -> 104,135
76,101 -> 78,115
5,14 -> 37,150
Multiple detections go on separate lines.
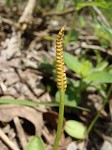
87,84 -> 112,134
53,88 -> 65,150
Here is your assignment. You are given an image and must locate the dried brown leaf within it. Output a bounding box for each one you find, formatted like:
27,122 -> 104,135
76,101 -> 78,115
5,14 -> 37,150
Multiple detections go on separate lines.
0,104 -> 43,135
1,33 -> 21,60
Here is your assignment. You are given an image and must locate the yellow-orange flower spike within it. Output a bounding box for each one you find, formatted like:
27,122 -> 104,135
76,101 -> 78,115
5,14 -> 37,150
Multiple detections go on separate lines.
56,25 -> 67,91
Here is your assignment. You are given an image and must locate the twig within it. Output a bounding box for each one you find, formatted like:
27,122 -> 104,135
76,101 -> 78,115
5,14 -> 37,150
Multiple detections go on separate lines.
43,7 -> 75,17
13,117 -> 27,150
0,16 -> 18,27
78,35 -> 98,40
81,42 -> 112,56
0,128 -> 19,150
18,0 -> 37,30
42,127 -> 53,145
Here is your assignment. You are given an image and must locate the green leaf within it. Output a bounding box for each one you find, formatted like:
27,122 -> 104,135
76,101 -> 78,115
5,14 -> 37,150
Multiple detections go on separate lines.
65,120 -> 87,139
0,99 -> 60,107
0,99 -> 89,111
80,60 -> 92,77
85,71 -> 112,83
76,1 -> 112,10
26,136 -> 45,150
64,52 -> 81,74
94,61 -> 109,72
97,20 -> 112,39
56,0 -> 65,12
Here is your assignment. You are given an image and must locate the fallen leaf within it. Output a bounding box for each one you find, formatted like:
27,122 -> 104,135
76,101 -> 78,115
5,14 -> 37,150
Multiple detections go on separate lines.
67,142 -> 77,150
1,33 -> 21,60
0,104 -> 43,135
101,141 -> 112,150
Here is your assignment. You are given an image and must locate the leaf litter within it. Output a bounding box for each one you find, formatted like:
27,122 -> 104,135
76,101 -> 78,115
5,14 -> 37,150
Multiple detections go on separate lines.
0,0 -> 112,150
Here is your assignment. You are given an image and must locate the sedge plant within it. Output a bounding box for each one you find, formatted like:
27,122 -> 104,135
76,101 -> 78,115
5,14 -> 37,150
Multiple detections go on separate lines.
53,25 -> 67,150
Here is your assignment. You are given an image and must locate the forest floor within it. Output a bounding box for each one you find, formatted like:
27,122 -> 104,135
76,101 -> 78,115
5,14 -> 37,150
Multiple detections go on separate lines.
0,0 -> 112,150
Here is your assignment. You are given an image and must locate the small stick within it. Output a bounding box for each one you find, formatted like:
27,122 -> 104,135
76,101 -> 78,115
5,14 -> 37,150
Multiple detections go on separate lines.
43,7 -> 75,17
13,117 -> 27,150
19,0 -> 36,23
81,42 -> 112,56
0,128 -> 19,150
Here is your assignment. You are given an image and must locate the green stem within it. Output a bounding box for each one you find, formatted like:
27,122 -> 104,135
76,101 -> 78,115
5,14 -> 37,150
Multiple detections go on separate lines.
87,84 -> 112,134
53,88 -> 65,150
